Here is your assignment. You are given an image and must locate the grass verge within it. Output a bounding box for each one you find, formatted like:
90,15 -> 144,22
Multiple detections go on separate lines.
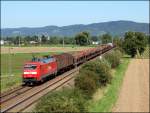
88,57 -> 130,112
1,74 -> 22,93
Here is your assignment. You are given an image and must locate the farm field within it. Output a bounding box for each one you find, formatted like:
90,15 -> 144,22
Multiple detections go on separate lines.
113,59 -> 149,112
1,46 -> 93,54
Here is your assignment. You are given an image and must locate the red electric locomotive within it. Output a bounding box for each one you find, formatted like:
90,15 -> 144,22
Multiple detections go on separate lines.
22,56 -> 57,84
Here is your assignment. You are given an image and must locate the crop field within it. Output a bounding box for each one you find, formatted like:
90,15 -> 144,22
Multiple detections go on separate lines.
1,46 -> 93,54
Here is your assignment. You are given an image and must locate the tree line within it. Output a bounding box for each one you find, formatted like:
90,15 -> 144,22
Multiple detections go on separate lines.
2,32 -> 122,46
1,31 -> 149,58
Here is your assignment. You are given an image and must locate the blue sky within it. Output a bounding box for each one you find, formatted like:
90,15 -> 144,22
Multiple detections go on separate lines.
1,1 -> 149,28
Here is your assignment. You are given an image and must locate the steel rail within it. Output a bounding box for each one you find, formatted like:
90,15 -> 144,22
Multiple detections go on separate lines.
1,68 -> 78,113
0,87 -> 33,104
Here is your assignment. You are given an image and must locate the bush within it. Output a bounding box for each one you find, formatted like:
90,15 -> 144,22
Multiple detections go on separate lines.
104,50 -> 121,68
35,88 -> 87,112
75,70 -> 99,98
81,60 -> 112,86
115,49 -> 123,58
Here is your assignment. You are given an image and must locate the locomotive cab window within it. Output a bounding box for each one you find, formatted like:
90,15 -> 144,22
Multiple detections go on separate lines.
24,64 -> 37,70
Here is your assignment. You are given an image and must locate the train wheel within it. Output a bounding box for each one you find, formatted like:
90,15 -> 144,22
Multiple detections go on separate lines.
29,82 -> 34,86
40,79 -> 44,83
54,71 -> 57,77
22,82 -> 27,86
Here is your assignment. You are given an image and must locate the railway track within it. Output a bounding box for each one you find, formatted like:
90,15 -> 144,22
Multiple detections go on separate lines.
0,86 -> 33,104
0,45 -> 115,112
1,86 -> 23,98
0,68 -> 79,112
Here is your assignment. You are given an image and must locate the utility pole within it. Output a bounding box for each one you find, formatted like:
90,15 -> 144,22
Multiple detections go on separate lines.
112,37 -> 113,44
38,35 -> 41,46
8,47 -> 13,76
63,37 -> 64,47
18,31 -> 21,47
19,36 -> 21,47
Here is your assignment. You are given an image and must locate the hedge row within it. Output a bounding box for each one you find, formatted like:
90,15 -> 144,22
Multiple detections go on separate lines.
74,49 -> 122,98
35,49 -> 122,112
35,88 -> 87,112
75,70 -> 99,98
104,50 -> 122,68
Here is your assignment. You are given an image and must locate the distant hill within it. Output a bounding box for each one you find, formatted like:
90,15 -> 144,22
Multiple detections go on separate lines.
1,20 -> 149,37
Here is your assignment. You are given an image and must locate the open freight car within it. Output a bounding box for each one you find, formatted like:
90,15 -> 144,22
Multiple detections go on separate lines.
53,53 -> 74,72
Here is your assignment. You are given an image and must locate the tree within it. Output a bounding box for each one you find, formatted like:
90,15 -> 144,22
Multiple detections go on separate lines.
104,50 -> 122,68
5,36 -> 14,45
81,59 -> 112,86
75,70 -> 99,98
91,36 -> 98,42
75,31 -> 90,46
49,36 -> 60,44
41,35 -> 47,44
113,36 -> 124,52
100,33 -> 112,44
32,35 -> 39,42
145,35 -> 150,45
123,31 -> 147,57
13,36 -> 22,46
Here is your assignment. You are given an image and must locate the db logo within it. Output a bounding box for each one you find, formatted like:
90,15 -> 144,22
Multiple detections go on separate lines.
48,66 -> 52,70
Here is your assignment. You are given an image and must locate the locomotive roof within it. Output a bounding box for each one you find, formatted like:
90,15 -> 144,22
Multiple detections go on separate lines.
40,57 -> 55,63
29,56 -> 55,64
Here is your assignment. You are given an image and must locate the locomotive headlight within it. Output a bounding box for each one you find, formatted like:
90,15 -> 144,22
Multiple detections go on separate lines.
31,72 -> 37,74
24,72 -> 29,74
24,72 -> 37,74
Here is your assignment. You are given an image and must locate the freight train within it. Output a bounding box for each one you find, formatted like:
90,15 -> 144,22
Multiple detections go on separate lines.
22,44 -> 115,85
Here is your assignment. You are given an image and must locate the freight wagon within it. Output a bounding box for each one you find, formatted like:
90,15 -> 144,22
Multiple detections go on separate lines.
22,44 -> 115,84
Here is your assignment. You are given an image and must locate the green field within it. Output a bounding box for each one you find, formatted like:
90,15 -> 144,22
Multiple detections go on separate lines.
0,52 -> 60,92
88,57 -> 130,112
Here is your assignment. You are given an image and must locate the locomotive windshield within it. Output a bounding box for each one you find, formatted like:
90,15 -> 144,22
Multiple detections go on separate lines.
24,64 -> 37,70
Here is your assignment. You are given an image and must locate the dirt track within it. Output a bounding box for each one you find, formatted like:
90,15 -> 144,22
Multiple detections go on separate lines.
113,59 -> 149,112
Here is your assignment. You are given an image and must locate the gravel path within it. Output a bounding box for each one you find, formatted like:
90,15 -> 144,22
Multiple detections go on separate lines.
113,59 -> 149,112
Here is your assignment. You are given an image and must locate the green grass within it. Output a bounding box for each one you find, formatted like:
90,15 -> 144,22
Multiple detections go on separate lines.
1,52 -> 61,75
1,74 -> 22,93
88,57 -> 130,112
0,52 -> 60,92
